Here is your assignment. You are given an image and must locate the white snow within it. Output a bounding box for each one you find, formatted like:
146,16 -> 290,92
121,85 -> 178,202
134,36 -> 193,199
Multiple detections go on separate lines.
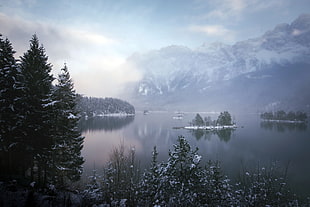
184,125 -> 237,130
8,142 -> 17,149
68,113 -> 78,119
95,112 -> 135,117
42,101 -> 58,107
193,154 -> 202,164
30,182 -> 36,187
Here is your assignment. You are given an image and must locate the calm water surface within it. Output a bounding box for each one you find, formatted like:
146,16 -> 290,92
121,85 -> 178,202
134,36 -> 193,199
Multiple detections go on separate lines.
81,112 -> 310,198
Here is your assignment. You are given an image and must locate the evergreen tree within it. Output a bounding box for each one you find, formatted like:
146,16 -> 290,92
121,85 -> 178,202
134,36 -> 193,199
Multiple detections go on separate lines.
202,160 -> 233,206
139,146 -> 161,206
192,113 -> 204,126
19,34 -> 54,185
204,116 -> 213,126
295,111 -> 307,121
287,111 -> 296,121
275,110 -> 286,120
217,111 -> 232,125
83,168 -> 104,205
260,112 -> 274,120
50,64 -> 84,186
139,136 -> 234,206
0,35 -> 24,176
159,136 -> 206,206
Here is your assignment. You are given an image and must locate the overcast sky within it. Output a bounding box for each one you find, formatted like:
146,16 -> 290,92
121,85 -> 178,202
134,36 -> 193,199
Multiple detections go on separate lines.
1,0 -> 309,97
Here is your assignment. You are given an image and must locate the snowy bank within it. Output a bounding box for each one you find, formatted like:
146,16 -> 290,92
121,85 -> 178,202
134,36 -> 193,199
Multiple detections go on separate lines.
95,113 -> 135,117
184,125 -> 237,130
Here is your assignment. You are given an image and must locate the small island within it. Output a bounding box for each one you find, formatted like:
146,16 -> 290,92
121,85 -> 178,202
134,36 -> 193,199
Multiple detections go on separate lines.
183,111 -> 237,130
260,110 -> 308,123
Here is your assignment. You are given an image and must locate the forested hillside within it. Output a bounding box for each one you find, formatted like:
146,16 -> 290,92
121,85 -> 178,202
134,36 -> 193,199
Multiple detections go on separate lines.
77,96 -> 135,117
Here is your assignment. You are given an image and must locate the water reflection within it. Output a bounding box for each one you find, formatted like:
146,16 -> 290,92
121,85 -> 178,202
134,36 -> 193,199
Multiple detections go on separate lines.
190,129 -> 235,142
191,129 -> 205,140
79,116 -> 135,132
260,121 -> 307,132
80,113 -> 310,198
216,129 -> 234,142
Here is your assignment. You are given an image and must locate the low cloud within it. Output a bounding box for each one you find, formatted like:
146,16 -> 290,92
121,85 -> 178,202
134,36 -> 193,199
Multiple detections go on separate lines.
0,12 -> 141,98
202,0 -> 247,20
71,55 -> 142,98
69,30 -> 117,45
292,29 -> 305,36
188,24 -> 235,42
203,0 -> 287,20
189,24 -> 230,36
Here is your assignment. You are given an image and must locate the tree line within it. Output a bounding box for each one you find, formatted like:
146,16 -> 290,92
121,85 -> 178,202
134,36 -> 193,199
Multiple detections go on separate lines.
77,96 -> 135,118
261,110 -> 308,122
191,111 -> 234,126
0,34 -> 83,188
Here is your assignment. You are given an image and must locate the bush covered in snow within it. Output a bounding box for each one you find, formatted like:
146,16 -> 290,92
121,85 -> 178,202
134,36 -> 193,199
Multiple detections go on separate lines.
81,136 -> 305,206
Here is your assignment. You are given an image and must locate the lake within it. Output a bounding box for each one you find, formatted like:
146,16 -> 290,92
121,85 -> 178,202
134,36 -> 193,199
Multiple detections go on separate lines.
81,111 -> 310,198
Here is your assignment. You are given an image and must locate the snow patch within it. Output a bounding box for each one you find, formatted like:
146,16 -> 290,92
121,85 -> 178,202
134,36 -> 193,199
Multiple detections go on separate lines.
42,101 -> 58,107
193,154 -> 202,164
68,113 -> 78,119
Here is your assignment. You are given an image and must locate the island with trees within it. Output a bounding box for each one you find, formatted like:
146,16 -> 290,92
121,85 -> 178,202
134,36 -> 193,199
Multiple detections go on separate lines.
184,111 -> 237,130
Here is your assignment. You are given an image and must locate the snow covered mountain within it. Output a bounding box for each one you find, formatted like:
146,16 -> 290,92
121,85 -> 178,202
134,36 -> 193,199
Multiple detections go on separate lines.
126,14 -> 310,111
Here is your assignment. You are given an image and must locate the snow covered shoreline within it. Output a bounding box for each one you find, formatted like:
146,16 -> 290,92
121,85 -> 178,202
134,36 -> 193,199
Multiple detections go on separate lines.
184,125 -> 237,130
95,113 -> 135,117
83,113 -> 135,119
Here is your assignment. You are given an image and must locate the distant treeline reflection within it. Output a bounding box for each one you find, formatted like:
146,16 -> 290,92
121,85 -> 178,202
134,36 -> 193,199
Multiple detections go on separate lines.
191,129 -> 234,142
79,116 -> 135,132
260,121 -> 307,132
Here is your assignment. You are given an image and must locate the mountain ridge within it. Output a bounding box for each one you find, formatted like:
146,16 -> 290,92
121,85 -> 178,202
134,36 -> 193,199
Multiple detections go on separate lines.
125,14 -> 310,112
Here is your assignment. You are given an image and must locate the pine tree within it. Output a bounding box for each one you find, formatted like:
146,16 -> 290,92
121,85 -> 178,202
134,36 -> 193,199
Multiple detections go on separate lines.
0,35 -> 24,176
217,111 -> 232,125
192,113 -> 204,126
83,168 -> 104,205
202,160 -> 233,206
139,146 -> 161,206
159,136 -> 205,206
50,64 -> 84,186
144,136 -> 234,206
19,34 -> 54,185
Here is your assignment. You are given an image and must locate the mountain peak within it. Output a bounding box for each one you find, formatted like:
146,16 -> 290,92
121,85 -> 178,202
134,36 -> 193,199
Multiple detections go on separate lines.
291,13 -> 310,30
126,14 -> 310,109
290,13 -> 310,46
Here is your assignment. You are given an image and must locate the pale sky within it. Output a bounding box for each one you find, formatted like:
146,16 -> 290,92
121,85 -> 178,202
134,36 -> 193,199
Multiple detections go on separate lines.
0,0 -> 309,97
